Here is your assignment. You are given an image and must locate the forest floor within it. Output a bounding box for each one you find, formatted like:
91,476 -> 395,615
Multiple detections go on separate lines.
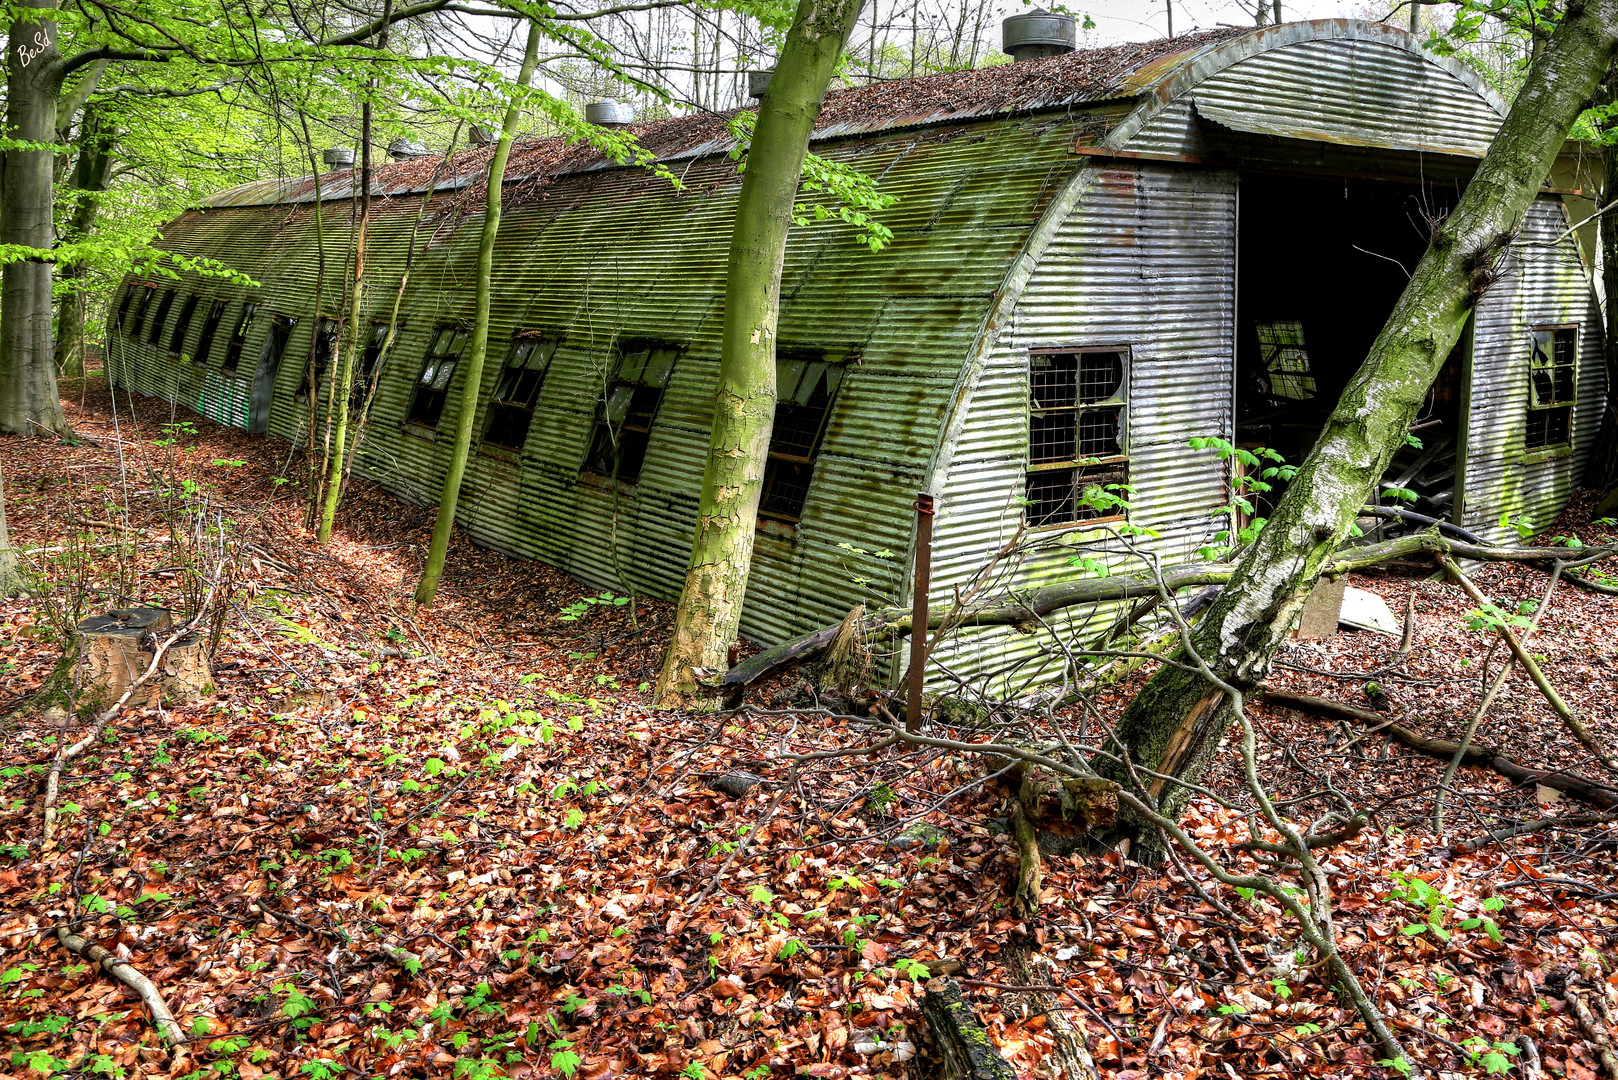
5,376 -> 1618,1080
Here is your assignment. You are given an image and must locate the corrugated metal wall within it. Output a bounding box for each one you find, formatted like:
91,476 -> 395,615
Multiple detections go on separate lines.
111,118 -> 1083,652
1463,197 -> 1608,539
928,162 -> 1237,694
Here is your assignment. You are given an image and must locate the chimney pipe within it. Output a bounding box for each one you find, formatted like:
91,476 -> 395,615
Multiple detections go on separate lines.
1002,10 -> 1078,62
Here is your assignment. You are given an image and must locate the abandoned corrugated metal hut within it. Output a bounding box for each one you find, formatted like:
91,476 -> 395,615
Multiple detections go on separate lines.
108,18 -> 1608,692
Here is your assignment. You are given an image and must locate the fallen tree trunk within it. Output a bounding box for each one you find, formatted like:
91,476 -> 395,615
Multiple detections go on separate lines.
1258,690 -> 1618,809
921,977 -> 1018,1080
720,533 -> 1617,695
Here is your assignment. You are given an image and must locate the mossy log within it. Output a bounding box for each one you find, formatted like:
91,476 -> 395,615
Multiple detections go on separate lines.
921,977 -> 1017,1080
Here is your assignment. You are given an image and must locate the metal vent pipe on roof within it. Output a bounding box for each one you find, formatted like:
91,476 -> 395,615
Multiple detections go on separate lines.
469,125 -> 496,146
321,146 -> 356,169
388,138 -> 430,161
748,69 -> 773,99
585,99 -> 636,126
1002,9 -> 1077,61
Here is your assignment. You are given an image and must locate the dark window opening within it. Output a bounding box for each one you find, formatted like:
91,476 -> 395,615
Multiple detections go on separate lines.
1026,349 -> 1129,527
221,303 -> 261,374
192,300 -> 228,367
297,317 -> 340,404
167,294 -> 199,355
759,353 -> 846,522
484,334 -> 560,451
114,287 -> 137,333
128,285 -> 157,338
145,290 -> 176,346
353,322 -> 397,411
584,342 -> 680,483
1526,325 -> 1577,450
408,324 -> 470,427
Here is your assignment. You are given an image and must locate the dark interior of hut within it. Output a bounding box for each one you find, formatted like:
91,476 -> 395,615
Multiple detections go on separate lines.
1234,172 -> 1468,527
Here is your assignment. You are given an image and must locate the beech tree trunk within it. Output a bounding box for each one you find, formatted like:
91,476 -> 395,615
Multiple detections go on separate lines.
1591,113 -> 1618,494
1104,0 -> 1618,858
2,0 -> 68,437
653,0 -> 867,706
53,105 -> 115,379
414,20 -> 540,605
0,461 -> 20,597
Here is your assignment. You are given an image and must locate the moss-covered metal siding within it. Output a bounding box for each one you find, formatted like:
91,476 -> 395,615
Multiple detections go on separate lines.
107,116 -> 1083,649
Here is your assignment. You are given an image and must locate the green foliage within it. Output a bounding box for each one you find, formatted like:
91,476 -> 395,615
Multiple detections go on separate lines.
558,591 -> 631,623
727,111 -> 898,251
1188,437 -> 1297,559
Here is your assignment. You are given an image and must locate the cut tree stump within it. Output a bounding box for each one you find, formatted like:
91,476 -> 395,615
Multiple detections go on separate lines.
76,608 -> 213,707
921,977 -> 1017,1080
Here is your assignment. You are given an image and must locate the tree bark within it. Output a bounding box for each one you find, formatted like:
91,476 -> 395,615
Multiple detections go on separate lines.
414,21 -> 540,605
53,104 -> 116,379
1591,94 -> 1618,494
0,459 -> 20,597
2,0 -> 68,436
1103,0 -> 1618,859
651,0 -> 868,706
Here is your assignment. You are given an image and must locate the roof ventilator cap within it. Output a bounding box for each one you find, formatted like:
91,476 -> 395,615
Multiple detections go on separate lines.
1002,9 -> 1077,62
322,146 -> 355,168
585,99 -> 636,126
748,68 -> 773,99
469,125 -> 496,146
388,138 -> 430,161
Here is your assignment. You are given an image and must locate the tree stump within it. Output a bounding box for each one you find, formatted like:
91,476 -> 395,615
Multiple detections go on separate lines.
75,608 -> 213,708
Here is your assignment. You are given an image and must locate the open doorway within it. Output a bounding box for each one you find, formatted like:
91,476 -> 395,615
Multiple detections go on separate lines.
1235,173 -> 1467,523
249,314 -> 297,435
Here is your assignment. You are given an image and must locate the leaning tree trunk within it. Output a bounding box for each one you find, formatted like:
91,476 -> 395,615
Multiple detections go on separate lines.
1104,0 -> 1618,859
2,0 -> 68,437
1590,115 -> 1618,495
413,20 -> 540,605
53,105 -> 116,379
652,0 -> 868,706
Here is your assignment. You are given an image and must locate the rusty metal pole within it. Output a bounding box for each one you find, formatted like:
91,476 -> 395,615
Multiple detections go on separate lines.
906,493 -> 934,732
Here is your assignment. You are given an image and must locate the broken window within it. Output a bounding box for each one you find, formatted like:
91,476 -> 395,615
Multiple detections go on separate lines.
296,318 -> 340,404
1526,325 -> 1577,450
758,353 -> 846,522
167,294 -> 199,355
221,302 -> 261,375
128,285 -> 157,338
1253,319 -> 1315,400
192,300 -> 228,367
352,322 -> 397,411
484,334 -> 560,451
408,324 -> 470,427
1025,348 -> 1129,527
114,286 -> 138,333
584,342 -> 680,483
145,290 -> 177,346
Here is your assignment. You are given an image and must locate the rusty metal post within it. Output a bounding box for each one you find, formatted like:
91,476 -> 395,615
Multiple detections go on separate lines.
906,493 -> 934,732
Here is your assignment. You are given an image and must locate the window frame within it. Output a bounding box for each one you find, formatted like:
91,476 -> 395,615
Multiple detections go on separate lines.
128,285 -> 157,338
353,320 -> 399,411
114,286 -> 138,333
296,316 -> 341,404
582,340 -> 681,485
482,333 -> 561,453
167,294 -> 200,355
407,323 -> 471,428
221,302 -> 261,375
1024,345 -> 1131,529
757,350 -> 849,525
145,289 -> 177,346
1525,323 -> 1577,451
191,300 -> 229,367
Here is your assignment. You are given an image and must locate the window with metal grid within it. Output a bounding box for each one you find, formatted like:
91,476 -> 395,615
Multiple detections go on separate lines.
167,295 -> 199,355
296,318 -> 340,404
192,300 -> 228,367
1253,319 -> 1316,400
584,342 -> 680,482
1025,348 -> 1129,527
408,324 -> 470,427
352,322 -> 397,411
221,303 -> 260,374
1526,325 -> 1577,450
759,353 -> 846,523
484,334 -> 560,451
